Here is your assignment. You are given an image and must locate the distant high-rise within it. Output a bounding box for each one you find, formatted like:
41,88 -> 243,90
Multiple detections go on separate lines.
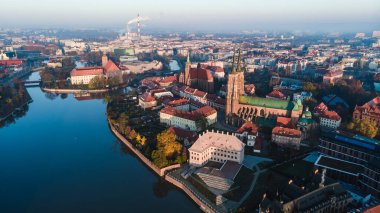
372,31 -> 380,38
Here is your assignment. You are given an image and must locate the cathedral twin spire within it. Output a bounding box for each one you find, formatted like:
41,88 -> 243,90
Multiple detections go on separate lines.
231,47 -> 242,74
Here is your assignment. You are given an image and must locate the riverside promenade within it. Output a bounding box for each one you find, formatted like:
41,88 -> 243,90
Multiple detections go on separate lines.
107,118 -> 221,213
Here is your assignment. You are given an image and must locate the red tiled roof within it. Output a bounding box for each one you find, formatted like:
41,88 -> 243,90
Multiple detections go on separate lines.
314,102 -> 328,114
160,75 -> 177,84
160,106 -> 216,121
71,67 -> 103,76
364,204 -> 380,213
168,98 -> 189,107
0,59 -> 23,66
184,87 -> 196,94
104,60 -> 120,73
244,84 -> 255,94
320,110 -> 341,121
354,96 -> 380,115
267,90 -> 286,99
272,127 -> 301,138
193,90 -> 207,98
189,68 -> 213,81
168,126 -> 198,141
236,121 -> 258,135
140,92 -> 155,102
149,88 -> 166,95
276,117 -> 293,128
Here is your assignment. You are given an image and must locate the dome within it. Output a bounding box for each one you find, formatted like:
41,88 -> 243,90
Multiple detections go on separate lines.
303,110 -> 312,119
303,107 -> 312,119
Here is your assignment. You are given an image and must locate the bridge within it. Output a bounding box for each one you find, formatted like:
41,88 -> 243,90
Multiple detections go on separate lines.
22,80 -> 41,87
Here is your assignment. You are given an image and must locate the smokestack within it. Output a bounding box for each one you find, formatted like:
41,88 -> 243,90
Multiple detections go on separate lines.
137,13 -> 141,38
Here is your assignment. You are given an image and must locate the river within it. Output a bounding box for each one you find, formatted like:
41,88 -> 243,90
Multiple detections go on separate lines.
0,72 -> 200,213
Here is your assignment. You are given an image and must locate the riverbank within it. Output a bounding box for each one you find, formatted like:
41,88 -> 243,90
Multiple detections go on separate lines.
42,87 -> 109,94
108,118 -> 181,176
107,118 -> 221,213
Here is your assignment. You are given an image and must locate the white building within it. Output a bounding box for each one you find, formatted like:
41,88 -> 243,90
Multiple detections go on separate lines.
293,91 -> 313,102
189,131 -> 245,167
70,67 -> 104,85
160,106 -> 217,132
320,110 -> 341,129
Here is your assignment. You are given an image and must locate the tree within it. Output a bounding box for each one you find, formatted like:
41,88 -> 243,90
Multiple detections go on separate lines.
303,82 -> 316,94
154,129 -> 184,164
140,136 -> 147,146
129,129 -> 137,140
88,76 -> 106,89
347,118 -> 378,138
136,133 -> 141,143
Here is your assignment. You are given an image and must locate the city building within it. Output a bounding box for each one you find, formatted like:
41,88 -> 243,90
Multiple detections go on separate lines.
293,91 -> 312,102
282,183 -> 352,213
235,121 -> 258,147
189,130 -> 245,167
159,105 -> 217,131
70,54 -> 124,85
139,92 -> 157,109
353,96 -> 380,127
320,110 -> 341,129
70,67 -> 104,85
178,54 -> 214,93
316,131 -> 380,198
272,127 -> 302,150
297,107 -> 318,140
225,50 -> 303,126
266,90 -> 287,100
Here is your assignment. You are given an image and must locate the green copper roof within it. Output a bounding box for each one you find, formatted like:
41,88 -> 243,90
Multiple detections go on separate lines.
239,96 -> 302,111
298,117 -> 315,125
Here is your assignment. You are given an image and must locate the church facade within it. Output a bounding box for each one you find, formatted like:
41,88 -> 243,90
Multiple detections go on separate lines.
225,49 -> 303,125
179,54 -> 214,93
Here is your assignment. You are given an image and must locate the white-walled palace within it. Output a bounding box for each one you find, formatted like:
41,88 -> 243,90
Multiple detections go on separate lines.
189,131 -> 245,167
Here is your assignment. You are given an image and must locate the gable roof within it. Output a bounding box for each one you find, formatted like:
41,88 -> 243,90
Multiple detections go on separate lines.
104,60 -> 120,72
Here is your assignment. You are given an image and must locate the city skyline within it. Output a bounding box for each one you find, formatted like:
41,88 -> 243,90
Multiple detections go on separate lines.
1,0 -> 380,32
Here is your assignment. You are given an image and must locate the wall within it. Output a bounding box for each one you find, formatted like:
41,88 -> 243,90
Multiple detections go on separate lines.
108,119 -> 180,177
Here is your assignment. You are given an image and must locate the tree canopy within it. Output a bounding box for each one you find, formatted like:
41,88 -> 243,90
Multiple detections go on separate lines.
347,118 -> 378,138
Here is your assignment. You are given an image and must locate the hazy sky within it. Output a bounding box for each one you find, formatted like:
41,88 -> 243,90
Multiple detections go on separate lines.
1,0 -> 379,32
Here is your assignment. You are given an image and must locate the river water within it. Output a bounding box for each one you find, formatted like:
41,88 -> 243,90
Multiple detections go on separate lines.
0,72 -> 199,213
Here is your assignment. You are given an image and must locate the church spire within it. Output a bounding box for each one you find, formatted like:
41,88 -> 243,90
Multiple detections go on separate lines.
237,48 -> 242,72
231,47 -> 236,74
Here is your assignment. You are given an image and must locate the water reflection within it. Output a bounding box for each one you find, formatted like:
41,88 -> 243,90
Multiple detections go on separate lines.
153,178 -> 172,198
0,104 -> 30,128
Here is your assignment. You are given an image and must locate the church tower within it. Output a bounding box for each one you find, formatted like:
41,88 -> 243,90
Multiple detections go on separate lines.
225,48 -> 245,122
102,53 -> 108,67
184,51 -> 191,86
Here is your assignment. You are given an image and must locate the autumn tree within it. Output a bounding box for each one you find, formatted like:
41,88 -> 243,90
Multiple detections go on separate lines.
152,129 -> 185,167
347,118 -> 378,138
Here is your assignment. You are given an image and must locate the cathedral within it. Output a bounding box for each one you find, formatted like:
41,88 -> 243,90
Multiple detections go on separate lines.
225,49 -> 303,125
178,54 -> 214,93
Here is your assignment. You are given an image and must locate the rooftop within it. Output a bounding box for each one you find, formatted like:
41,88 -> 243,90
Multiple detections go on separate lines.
239,96 -> 301,111
189,131 -> 245,153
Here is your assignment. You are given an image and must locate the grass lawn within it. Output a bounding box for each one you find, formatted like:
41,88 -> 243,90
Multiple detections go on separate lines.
223,166 -> 255,201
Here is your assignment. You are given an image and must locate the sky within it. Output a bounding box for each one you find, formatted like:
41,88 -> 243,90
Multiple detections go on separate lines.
1,0 -> 379,32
